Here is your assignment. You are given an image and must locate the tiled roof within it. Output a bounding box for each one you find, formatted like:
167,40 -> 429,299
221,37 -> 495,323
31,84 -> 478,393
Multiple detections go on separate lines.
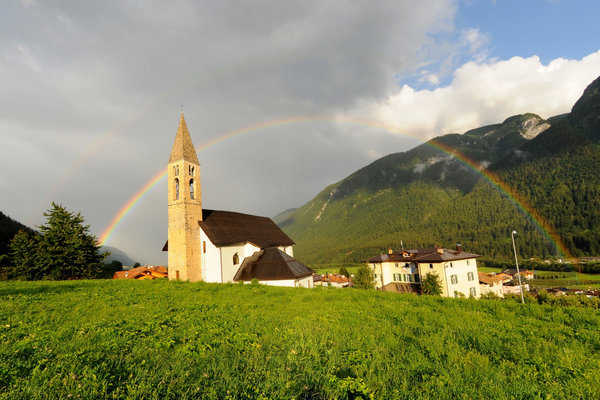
478,271 -> 505,285
233,247 -> 313,281
200,209 -> 294,247
321,274 -> 351,284
162,209 -> 294,251
112,266 -> 168,280
366,247 -> 480,263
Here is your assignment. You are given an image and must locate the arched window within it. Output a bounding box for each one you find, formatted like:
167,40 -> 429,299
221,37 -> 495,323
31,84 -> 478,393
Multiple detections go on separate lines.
189,179 -> 195,199
189,165 -> 194,176
174,178 -> 179,200
233,253 -> 239,265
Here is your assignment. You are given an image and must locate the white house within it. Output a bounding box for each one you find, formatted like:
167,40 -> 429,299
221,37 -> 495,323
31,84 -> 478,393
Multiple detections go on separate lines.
366,245 -> 481,298
478,271 -> 505,297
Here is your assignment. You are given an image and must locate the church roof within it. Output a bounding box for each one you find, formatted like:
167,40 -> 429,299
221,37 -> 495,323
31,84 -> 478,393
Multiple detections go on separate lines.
233,247 -> 314,281
169,112 -> 199,164
199,209 -> 295,247
161,209 -> 294,251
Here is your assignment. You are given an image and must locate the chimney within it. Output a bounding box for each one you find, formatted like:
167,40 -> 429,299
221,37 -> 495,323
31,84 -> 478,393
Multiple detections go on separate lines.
456,243 -> 462,253
436,247 -> 443,255
388,248 -> 393,255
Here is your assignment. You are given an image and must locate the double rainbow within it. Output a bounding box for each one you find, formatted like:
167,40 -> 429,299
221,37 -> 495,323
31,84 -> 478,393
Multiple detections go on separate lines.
98,116 -> 570,257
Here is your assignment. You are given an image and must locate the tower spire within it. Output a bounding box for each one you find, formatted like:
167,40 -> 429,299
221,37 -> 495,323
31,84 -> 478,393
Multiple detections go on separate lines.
169,112 -> 199,164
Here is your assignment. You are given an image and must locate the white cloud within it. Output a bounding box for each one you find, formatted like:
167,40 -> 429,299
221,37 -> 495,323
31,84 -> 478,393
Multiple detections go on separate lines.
358,50 -> 600,137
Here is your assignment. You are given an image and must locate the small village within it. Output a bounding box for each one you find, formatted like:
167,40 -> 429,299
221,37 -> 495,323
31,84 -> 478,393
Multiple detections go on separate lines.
108,113 -> 599,303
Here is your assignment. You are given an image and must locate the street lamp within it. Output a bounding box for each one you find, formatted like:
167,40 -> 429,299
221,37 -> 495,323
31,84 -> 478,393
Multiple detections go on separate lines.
511,230 -> 525,304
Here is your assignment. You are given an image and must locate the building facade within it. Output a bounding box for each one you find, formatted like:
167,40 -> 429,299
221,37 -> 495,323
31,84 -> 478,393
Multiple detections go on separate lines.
366,246 -> 481,298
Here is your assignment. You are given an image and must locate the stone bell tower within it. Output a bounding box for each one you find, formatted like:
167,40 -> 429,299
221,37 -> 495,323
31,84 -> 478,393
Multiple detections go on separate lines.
167,112 -> 203,281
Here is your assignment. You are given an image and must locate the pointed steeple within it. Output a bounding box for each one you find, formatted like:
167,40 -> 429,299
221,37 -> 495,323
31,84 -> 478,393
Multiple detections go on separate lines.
169,112 -> 199,164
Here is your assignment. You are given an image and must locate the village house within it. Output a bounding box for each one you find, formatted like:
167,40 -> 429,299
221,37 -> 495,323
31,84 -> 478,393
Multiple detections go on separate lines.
503,281 -> 530,295
315,273 -> 351,288
162,113 -> 310,287
366,245 -> 481,298
502,269 -> 535,280
112,265 -> 168,280
478,271 -> 504,297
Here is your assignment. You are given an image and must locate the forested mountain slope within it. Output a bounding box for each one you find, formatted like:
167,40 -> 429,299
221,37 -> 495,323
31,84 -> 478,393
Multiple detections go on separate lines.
0,211 -> 35,256
279,76 -> 600,264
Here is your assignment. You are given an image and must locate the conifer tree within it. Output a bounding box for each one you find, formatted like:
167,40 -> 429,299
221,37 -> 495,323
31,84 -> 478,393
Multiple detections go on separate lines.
9,203 -> 107,280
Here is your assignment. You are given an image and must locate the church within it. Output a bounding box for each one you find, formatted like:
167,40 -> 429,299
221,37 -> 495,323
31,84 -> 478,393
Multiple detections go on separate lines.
162,113 -> 314,287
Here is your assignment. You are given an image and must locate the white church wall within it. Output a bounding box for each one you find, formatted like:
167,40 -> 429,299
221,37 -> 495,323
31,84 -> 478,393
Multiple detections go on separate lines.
257,277 -> 312,288
280,245 -> 293,257
220,243 -> 261,283
199,229 -> 222,283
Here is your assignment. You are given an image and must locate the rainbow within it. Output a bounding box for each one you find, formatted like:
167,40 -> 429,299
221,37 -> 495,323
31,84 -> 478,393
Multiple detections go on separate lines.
98,116 -> 570,257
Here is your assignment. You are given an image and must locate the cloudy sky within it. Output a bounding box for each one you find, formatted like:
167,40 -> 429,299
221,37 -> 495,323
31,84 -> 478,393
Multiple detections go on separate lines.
2,0 -> 600,265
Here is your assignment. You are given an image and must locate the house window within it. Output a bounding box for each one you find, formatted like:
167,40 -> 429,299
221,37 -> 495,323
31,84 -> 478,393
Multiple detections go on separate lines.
467,271 -> 474,281
467,260 -> 470,265
233,253 -> 239,265
469,287 -> 477,297
373,273 -> 378,279
189,179 -> 195,199
404,263 -> 409,268
429,263 -> 433,269
414,274 -> 420,283
407,274 -> 413,283
202,241 -> 206,253
450,263 -> 453,268
174,178 -> 179,200
451,274 -> 458,285
395,263 -> 399,268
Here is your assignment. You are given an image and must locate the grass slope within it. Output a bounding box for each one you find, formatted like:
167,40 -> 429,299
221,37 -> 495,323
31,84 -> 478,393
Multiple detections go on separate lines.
1,280 -> 599,399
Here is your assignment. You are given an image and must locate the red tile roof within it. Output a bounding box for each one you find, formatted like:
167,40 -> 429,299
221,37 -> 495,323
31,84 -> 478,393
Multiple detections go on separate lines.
478,271 -> 505,285
112,266 -> 168,280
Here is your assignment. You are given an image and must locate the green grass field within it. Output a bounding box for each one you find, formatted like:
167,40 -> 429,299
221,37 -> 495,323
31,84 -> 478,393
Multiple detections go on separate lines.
1,279 -> 600,399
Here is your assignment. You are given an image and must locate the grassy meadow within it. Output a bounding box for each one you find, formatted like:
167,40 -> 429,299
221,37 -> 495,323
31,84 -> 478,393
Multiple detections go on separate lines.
1,279 -> 600,399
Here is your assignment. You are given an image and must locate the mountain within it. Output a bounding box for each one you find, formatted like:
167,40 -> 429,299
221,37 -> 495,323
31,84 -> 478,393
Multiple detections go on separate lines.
101,246 -> 136,266
0,211 -> 36,257
272,208 -> 299,225
278,76 -> 600,265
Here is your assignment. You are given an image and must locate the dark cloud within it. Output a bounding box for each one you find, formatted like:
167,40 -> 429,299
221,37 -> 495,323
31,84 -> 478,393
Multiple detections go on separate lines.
1,0 -> 458,264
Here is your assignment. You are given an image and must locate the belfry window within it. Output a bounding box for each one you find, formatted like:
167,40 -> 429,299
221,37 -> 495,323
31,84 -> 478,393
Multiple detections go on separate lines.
174,178 -> 179,200
173,165 -> 179,176
233,253 -> 239,265
189,165 -> 194,176
189,179 -> 195,199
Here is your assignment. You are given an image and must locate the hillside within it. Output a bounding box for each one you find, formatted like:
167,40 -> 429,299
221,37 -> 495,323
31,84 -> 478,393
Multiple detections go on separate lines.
0,211 -> 35,257
1,279 -> 599,398
279,76 -> 600,264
